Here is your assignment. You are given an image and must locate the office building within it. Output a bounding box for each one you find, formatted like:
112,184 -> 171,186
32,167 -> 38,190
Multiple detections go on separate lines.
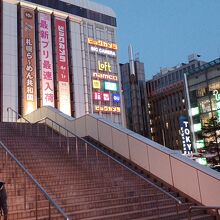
1,0 -> 124,124
120,46 -> 148,136
187,58 -> 220,166
146,54 -> 205,151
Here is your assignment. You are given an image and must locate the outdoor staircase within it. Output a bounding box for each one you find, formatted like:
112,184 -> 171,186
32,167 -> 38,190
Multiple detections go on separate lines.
0,122 -> 216,219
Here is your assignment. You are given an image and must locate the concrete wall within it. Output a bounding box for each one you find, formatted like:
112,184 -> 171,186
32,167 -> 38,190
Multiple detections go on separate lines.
3,2 -> 18,121
23,106 -> 220,207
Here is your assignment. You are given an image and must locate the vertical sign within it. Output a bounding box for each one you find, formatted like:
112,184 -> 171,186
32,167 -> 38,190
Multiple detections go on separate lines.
21,7 -> 37,115
55,17 -> 71,115
179,116 -> 193,154
38,13 -> 55,107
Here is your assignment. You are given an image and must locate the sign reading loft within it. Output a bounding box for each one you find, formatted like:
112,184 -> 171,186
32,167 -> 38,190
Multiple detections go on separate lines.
91,58 -> 121,114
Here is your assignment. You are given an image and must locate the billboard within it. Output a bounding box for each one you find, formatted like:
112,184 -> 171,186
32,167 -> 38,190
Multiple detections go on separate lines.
112,94 -> 120,103
21,7 -> 37,115
104,82 -> 117,91
179,116 -> 193,154
55,17 -> 71,115
38,12 -> 54,107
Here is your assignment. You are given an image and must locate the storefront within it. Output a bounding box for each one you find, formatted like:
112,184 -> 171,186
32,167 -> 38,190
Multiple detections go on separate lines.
187,58 -> 220,166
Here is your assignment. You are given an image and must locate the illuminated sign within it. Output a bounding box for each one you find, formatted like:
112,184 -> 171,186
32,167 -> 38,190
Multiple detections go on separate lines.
93,80 -> 101,89
90,46 -> 116,56
103,93 -> 110,101
196,158 -> 207,165
213,90 -> 220,101
93,92 -> 102,100
196,139 -> 205,149
112,94 -> 120,103
55,17 -> 71,115
191,107 -> 199,116
104,82 -> 117,91
88,38 -> 118,50
179,116 -> 192,154
93,72 -> 118,81
194,123 -> 202,132
39,12 -> 54,107
21,7 -> 37,115
98,61 -> 111,72
94,105 -> 120,113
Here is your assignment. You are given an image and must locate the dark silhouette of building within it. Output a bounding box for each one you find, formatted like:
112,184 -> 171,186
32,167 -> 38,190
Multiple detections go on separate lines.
120,46 -> 148,136
146,54 -> 205,150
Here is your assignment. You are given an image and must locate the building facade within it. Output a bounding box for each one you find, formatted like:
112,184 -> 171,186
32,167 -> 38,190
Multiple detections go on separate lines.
120,47 -> 148,136
1,0 -> 124,124
146,54 -> 205,151
187,58 -> 220,166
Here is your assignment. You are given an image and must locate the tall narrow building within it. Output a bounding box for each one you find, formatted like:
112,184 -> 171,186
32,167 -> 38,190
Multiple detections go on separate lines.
1,0 -> 124,125
120,46 -> 148,136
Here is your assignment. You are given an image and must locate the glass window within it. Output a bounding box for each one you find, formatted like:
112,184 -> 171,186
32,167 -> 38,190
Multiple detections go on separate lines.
198,97 -> 211,113
196,87 -> 206,97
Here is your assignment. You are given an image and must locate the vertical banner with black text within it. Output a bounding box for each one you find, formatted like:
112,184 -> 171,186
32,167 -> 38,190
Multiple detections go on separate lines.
38,12 -> 55,107
21,7 -> 37,115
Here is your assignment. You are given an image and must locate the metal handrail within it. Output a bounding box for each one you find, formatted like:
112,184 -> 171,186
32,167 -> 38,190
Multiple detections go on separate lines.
34,116 -> 183,205
188,206 -> 220,220
7,107 -> 31,123
6,108 -> 183,212
0,141 -> 70,220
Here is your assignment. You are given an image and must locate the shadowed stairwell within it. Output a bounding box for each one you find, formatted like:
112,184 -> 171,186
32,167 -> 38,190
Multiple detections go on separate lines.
0,121 -> 217,220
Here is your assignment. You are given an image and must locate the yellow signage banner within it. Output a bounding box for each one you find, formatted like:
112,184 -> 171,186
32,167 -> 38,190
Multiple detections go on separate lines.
93,80 -> 101,89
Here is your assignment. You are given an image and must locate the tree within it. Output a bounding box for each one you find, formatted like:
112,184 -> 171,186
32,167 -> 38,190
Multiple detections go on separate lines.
198,117 -> 220,167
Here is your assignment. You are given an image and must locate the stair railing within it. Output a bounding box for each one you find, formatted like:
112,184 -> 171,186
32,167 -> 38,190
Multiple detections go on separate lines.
8,107 -> 216,218
7,107 -> 31,123
188,206 -> 220,220
0,141 -> 70,220
33,116 -> 185,217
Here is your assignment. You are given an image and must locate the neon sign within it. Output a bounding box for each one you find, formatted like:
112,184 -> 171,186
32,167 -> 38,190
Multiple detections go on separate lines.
93,72 -> 118,81
94,105 -> 120,113
104,82 -> 117,91
93,80 -> 101,89
112,94 -> 120,103
98,61 -> 111,72
88,38 -> 118,50
90,46 -> 116,56
213,90 -> 220,101
179,116 -> 192,154
103,93 -> 110,101
93,92 -> 102,100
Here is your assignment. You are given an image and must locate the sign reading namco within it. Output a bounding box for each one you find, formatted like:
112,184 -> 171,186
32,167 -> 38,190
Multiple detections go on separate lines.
93,72 -> 118,81
88,38 -> 118,50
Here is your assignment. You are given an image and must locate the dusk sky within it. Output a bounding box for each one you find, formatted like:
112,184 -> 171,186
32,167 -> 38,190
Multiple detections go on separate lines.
94,0 -> 220,79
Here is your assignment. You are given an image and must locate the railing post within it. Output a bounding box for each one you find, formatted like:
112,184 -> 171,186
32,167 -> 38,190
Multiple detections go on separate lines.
7,108 -> 9,122
35,186 -> 38,220
67,131 -> 69,154
52,120 -> 54,141
76,137 -> 78,161
59,126 -> 61,147
156,189 -> 160,219
24,175 -> 27,209
48,201 -> 51,219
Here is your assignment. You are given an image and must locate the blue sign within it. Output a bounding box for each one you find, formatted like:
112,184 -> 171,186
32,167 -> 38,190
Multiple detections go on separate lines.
112,94 -> 120,103
179,116 -> 192,154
